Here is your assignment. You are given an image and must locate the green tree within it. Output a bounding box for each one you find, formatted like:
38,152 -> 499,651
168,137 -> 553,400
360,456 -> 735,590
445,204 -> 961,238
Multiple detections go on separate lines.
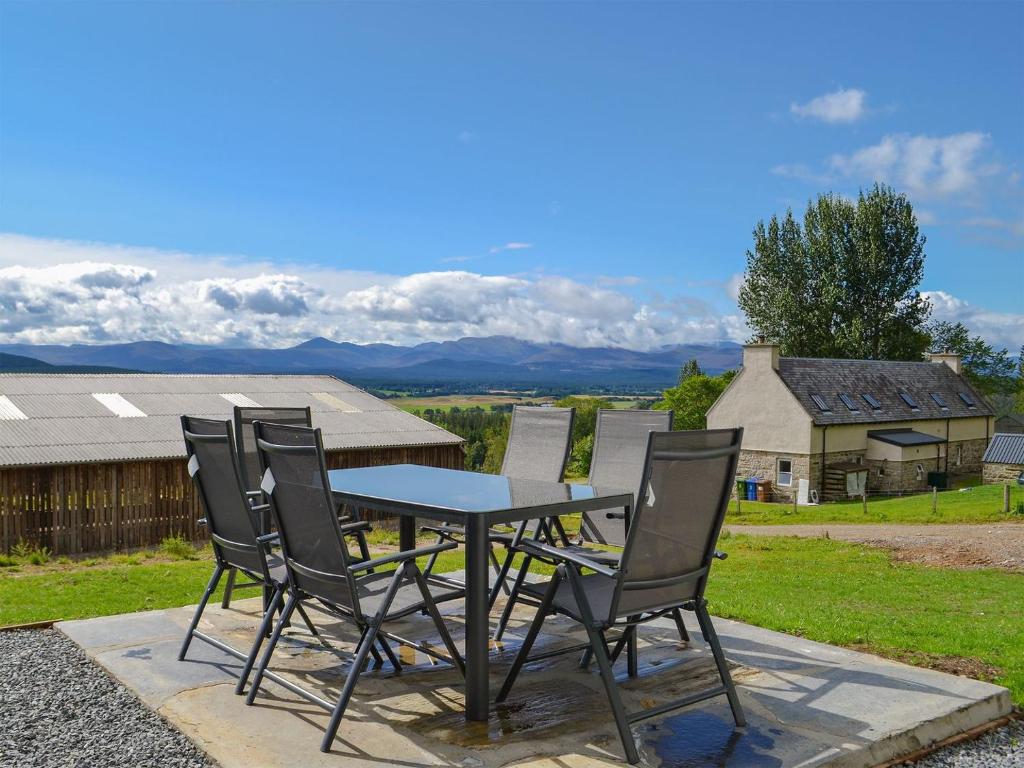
553,396 -> 614,444
1018,345 -> 1024,412
655,370 -> 737,430
738,184 -> 931,360
927,321 -> 1015,396
677,358 -> 703,386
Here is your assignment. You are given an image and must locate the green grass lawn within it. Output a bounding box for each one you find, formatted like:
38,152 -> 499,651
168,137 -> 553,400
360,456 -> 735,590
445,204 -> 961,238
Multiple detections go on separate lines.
728,482 -> 1024,525
2,534 -> 1021,705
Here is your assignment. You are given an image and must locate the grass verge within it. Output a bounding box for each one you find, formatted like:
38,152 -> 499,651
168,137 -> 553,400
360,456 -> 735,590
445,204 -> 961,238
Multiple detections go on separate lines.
728,482 -> 1024,525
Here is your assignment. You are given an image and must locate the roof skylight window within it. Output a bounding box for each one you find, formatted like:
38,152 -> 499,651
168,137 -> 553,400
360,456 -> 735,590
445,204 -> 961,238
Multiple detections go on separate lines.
930,393 -> 948,409
93,393 -> 146,418
219,393 -> 262,408
310,392 -> 361,413
862,394 -> 882,410
898,392 -> 919,410
0,395 -> 28,420
809,393 -> 831,412
838,393 -> 860,412
958,392 -> 977,409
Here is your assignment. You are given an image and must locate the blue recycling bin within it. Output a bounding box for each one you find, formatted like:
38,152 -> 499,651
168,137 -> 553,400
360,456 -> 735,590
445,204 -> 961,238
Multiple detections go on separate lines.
745,478 -> 759,501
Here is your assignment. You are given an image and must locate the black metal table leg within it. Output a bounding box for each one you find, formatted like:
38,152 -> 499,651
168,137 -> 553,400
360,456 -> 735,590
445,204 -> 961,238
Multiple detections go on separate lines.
399,515 -> 416,552
465,514 -> 490,721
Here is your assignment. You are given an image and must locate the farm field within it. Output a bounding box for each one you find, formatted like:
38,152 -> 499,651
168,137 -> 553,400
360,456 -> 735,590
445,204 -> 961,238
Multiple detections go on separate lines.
393,393 -> 655,413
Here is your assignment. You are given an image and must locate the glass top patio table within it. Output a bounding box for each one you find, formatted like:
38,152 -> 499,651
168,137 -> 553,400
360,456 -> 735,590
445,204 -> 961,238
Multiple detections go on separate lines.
328,464 -> 633,723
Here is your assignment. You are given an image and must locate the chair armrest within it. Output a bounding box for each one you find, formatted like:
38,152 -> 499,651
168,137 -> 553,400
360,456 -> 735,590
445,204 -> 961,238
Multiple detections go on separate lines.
517,540 -> 619,578
339,521 -> 371,534
713,550 -> 727,560
420,523 -> 463,536
348,541 -> 457,573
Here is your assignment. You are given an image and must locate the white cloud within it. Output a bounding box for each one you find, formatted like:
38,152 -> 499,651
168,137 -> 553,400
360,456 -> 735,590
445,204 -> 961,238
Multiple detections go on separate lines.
771,163 -> 833,185
791,88 -> 867,123
924,290 -> 1024,351
830,132 -> 998,198
0,233 -> 746,349
488,242 -> 532,254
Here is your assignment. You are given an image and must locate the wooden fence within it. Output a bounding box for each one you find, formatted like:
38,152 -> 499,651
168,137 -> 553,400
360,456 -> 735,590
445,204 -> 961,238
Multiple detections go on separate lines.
0,443 -> 464,555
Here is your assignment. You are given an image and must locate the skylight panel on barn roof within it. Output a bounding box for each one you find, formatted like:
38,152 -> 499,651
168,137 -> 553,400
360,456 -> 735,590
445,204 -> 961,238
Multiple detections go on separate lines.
809,393 -> 831,412
861,393 -> 882,410
0,395 -> 28,420
310,392 -> 361,412
898,392 -> 919,410
219,393 -> 262,408
930,393 -> 949,410
838,393 -> 859,412
93,393 -> 147,418
958,391 -> 977,408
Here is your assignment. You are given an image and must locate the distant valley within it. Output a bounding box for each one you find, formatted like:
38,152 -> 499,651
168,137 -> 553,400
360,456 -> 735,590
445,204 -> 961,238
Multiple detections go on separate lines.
0,336 -> 743,393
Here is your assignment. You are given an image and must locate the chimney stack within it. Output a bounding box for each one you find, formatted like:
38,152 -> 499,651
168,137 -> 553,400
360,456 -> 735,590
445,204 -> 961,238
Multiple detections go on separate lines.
743,342 -> 780,372
929,351 -> 962,375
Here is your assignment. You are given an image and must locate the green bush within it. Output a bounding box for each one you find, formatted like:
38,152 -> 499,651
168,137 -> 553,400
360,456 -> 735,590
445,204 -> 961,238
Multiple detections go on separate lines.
159,535 -> 198,561
0,554 -> 16,568
1012,500 -> 1024,517
9,540 -> 50,565
566,434 -> 594,478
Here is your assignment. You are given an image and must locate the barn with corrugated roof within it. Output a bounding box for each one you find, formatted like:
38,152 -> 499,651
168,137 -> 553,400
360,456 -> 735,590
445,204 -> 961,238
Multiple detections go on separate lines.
0,374 -> 463,554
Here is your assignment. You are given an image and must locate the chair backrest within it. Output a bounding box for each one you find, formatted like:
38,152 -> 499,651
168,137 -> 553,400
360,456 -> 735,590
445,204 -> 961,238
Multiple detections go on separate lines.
181,416 -> 265,576
500,406 -> 575,482
609,428 -> 742,623
254,421 -> 361,617
233,406 -> 312,492
580,409 -> 674,547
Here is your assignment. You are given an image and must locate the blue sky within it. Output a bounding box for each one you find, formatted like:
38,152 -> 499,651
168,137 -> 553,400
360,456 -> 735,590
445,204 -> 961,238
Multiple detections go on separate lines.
0,1 -> 1021,350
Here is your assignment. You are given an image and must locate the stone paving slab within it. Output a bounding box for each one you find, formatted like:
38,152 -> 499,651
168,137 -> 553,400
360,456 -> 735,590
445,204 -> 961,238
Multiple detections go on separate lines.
58,575 -> 1012,768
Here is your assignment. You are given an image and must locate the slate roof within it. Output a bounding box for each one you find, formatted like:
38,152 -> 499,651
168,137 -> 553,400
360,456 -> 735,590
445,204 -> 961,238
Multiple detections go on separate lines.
0,374 -> 462,468
982,433 -> 1024,466
867,429 -> 946,447
776,358 -> 993,426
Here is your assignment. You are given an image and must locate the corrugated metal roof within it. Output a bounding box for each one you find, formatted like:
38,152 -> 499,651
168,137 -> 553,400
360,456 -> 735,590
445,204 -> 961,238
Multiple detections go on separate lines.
982,433 -> 1024,465
776,358 -> 994,426
0,374 -> 462,468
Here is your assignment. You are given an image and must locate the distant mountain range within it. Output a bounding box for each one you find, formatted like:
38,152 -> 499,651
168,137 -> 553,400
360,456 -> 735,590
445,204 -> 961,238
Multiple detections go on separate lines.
0,352 -> 138,375
0,337 -> 743,390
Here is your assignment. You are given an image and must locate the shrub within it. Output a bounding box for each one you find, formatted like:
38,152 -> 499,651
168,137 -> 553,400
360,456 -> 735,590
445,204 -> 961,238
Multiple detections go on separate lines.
566,434 -> 594,478
10,540 -> 50,565
0,554 -> 16,568
160,535 -> 198,561
1012,500 -> 1024,518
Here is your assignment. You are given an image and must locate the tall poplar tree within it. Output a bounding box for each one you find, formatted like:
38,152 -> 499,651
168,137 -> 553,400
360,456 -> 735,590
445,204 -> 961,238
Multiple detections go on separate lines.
738,184 -> 931,360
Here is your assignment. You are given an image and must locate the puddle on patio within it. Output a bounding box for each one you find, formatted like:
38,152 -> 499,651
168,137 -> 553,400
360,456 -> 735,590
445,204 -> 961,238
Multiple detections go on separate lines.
650,711 -> 784,768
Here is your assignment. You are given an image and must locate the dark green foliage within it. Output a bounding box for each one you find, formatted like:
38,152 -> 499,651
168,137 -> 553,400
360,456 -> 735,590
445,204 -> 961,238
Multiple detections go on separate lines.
927,321 -> 1016,396
656,370 -> 736,429
415,407 -> 510,472
554,396 -> 614,475
677,358 -> 703,386
738,184 -> 931,360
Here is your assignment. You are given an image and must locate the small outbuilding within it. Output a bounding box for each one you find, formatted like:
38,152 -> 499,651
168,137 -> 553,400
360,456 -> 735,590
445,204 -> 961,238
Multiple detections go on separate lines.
982,433 -> 1024,486
0,374 -> 463,554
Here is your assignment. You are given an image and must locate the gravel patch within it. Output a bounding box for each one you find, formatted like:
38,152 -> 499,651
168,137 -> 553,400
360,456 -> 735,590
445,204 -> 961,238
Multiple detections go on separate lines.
901,719 -> 1024,767
0,629 -> 213,768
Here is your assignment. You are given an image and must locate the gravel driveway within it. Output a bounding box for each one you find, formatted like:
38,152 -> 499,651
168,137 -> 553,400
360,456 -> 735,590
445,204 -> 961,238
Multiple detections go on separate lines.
725,522 -> 1024,571
901,719 -> 1024,767
0,629 -> 213,768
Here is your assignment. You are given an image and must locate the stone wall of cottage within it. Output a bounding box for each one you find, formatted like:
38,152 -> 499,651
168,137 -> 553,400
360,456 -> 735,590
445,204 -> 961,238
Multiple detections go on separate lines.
983,462 -> 1024,484
947,438 -> 989,477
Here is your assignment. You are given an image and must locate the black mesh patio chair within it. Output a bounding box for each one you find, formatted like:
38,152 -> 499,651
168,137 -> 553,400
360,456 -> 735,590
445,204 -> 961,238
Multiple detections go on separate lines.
244,421 -> 466,753
218,407 -> 314,609
178,416 -> 319,696
493,409 -> 674,641
223,406 -> 374,609
420,405 -> 574,596
496,428 -> 746,765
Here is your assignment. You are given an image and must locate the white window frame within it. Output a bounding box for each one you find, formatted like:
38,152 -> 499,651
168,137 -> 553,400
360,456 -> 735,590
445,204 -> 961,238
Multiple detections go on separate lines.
777,457 -> 794,487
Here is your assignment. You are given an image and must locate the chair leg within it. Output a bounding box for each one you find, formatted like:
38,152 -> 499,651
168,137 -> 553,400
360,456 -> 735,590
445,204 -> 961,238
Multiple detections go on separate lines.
410,566 -> 465,676
495,569 -> 562,703
321,564 -> 409,752
695,602 -> 745,728
583,621 -> 640,765
627,625 -> 638,679
494,554 -> 533,641
235,584 -> 283,695
220,567 -> 237,609
422,533 -> 447,579
376,636 -> 401,671
672,608 -> 690,643
245,593 -> 298,705
179,564 -> 224,660
294,602 -> 319,637
488,544 -> 512,605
